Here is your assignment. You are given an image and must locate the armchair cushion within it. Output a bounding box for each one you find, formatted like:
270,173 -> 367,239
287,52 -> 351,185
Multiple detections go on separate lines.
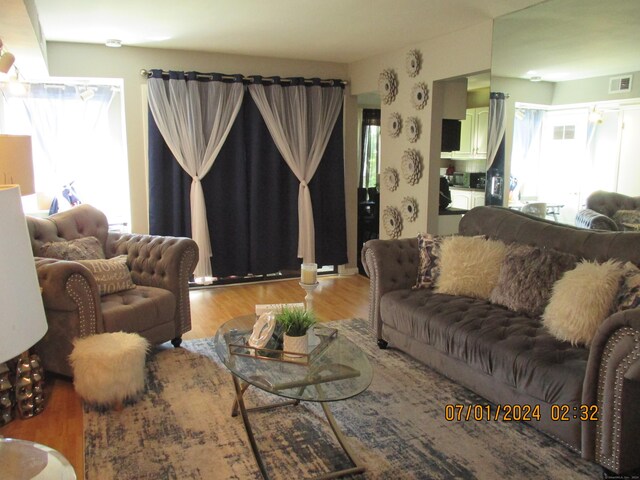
39,236 -> 105,260
78,255 -> 136,296
101,286 -> 175,336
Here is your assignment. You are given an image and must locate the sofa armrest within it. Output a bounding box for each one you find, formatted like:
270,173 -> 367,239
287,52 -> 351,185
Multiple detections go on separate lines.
582,308 -> 640,473
35,257 -> 104,336
107,233 -> 198,337
361,237 -> 419,339
575,208 -> 619,231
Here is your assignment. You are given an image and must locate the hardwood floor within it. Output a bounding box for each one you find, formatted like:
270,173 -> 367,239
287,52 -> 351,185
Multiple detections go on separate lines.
0,274 -> 371,479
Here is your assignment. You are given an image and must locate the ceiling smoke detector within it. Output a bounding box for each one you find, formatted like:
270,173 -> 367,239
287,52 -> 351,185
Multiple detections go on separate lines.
105,39 -> 122,48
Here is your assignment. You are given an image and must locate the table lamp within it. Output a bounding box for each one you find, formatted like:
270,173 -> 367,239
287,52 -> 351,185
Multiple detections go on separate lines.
0,137 -> 75,478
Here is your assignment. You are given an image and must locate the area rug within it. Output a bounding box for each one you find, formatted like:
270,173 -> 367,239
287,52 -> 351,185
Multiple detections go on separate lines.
84,318 -> 601,479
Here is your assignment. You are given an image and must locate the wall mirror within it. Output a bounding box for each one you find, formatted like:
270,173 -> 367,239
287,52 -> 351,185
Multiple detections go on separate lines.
491,0 -> 640,225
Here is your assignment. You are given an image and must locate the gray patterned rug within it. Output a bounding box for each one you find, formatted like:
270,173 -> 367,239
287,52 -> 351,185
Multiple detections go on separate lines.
84,318 -> 601,479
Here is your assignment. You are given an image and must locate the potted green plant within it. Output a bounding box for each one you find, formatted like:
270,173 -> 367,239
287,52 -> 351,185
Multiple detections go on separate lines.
275,306 -> 316,357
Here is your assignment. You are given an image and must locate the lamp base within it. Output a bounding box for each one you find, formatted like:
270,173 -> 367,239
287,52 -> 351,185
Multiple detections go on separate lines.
14,351 -> 45,419
0,437 -> 76,479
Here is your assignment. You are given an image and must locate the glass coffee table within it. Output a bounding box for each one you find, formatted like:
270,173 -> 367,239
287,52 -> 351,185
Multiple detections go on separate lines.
214,315 -> 373,480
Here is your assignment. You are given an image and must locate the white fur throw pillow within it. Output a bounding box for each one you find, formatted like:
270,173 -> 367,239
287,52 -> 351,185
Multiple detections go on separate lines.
435,236 -> 507,299
543,260 -> 625,346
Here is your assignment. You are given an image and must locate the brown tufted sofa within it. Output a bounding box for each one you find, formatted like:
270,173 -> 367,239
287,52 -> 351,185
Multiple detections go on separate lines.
26,205 -> 198,377
362,206 -> 640,474
575,190 -> 640,231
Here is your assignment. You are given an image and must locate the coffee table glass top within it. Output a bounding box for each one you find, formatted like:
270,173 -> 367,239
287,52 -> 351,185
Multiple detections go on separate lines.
214,315 -> 373,402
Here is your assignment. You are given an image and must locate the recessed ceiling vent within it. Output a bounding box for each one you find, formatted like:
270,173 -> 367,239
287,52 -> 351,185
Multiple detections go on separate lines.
609,75 -> 633,94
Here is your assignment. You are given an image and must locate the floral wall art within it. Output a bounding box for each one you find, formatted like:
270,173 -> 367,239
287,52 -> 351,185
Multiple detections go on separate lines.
377,48 -> 431,239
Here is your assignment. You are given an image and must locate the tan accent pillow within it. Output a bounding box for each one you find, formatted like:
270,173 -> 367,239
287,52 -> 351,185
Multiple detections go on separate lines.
542,260 -> 625,346
435,236 -> 507,300
39,236 -> 105,261
78,255 -> 136,296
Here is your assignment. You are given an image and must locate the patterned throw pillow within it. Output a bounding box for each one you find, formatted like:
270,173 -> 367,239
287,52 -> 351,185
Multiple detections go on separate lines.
617,263 -> 640,311
490,245 -> 578,317
543,260 -> 625,346
78,255 -> 136,296
414,233 -> 444,289
39,236 -> 105,261
435,236 -> 507,300
612,210 -> 640,230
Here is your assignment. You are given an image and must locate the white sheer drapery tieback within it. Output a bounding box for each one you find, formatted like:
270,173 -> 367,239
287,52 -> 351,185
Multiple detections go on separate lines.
300,181 -> 308,188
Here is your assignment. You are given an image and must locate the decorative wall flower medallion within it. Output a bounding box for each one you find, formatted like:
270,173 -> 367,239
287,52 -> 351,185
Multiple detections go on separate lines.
401,148 -> 423,185
388,112 -> 402,138
378,69 -> 398,105
383,206 -> 403,239
406,116 -> 420,143
382,167 -> 399,192
406,49 -> 422,77
411,82 -> 429,110
401,197 -> 419,222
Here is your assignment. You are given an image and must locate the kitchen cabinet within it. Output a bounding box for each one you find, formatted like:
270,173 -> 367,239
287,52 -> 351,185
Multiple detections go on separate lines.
452,107 -> 488,160
450,188 -> 485,210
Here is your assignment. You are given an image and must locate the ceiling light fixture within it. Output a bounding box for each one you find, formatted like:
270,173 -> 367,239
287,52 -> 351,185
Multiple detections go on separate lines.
529,76 -> 542,82
105,39 -> 122,48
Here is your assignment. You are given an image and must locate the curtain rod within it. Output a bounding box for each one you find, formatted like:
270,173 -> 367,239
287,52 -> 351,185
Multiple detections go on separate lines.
139,69 -> 347,86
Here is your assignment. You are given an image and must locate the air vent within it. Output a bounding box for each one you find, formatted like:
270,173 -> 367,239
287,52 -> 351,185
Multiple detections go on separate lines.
609,75 -> 633,94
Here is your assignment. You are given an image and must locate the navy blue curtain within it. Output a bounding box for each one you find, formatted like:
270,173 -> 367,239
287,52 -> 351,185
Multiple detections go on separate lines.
148,79 -> 347,277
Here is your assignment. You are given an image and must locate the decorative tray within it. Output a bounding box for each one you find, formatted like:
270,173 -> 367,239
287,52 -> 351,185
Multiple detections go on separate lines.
228,325 -> 338,365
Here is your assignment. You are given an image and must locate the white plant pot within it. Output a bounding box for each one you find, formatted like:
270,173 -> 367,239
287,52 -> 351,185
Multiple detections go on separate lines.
283,333 -> 308,358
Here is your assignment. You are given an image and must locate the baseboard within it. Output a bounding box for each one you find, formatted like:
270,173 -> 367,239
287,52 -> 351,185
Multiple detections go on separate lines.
337,265 -> 358,276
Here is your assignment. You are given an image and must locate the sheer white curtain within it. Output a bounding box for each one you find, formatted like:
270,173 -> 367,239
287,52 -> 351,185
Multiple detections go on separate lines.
248,81 -> 343,263
2,83 -> 129,224
147,73 -> 244,280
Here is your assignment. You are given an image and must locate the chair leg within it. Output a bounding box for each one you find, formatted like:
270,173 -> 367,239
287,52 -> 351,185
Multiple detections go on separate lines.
171,337 -> 182,348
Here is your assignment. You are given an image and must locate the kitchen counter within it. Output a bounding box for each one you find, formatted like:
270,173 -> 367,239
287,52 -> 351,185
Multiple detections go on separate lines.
439,207 -> 468,215
449,186 -> 485,192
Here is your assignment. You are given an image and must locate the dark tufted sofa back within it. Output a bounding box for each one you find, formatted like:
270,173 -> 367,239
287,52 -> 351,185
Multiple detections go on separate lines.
460,206 -> 640,265
586,190 -> 640,219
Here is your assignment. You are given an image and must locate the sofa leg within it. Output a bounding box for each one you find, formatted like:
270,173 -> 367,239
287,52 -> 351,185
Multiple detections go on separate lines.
171,337 -> 182,348
377,339 -> 388,349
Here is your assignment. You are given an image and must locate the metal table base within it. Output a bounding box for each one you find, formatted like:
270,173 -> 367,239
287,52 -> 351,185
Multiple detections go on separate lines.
230,374 -> 365,480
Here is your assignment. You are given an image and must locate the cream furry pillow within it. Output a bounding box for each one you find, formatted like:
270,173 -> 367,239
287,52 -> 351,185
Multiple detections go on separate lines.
542,260 -> 625,346
435,236 -> 507,299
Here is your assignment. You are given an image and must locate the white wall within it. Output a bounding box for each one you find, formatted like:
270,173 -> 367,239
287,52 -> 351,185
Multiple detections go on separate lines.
552,71 -> 640,105
348,21 -> 493,238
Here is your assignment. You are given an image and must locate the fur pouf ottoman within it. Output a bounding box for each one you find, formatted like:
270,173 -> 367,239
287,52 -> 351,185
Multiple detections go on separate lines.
69,332 -> 150,409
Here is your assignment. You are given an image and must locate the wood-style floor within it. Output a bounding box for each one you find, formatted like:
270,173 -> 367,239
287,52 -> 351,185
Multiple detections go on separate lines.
0,274 -> 371,479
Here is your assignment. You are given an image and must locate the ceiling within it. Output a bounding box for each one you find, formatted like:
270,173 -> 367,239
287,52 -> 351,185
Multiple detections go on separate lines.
492,0 -> 640,82
1,0 -> 543,78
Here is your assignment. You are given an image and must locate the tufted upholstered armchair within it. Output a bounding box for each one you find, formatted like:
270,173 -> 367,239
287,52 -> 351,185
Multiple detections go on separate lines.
26,204 -> 198,377
575,190 -> 640,230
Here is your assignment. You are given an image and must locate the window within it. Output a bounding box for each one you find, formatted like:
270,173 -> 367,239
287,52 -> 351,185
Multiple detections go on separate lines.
359,109 -> 381,189
0,79 -> 130,230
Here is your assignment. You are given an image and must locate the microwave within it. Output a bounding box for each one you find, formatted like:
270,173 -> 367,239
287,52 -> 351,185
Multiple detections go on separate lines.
452,172 -> 486,189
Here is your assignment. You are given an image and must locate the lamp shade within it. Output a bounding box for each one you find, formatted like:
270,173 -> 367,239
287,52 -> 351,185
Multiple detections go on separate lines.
0,134 -> 35,196
0,51 -> 15,74
0,186 -> 48,363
